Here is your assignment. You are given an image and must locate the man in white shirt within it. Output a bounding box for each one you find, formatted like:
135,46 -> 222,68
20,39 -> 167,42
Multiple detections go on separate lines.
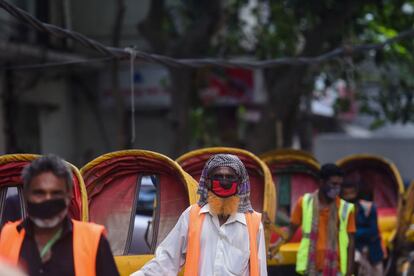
131,154 -> 267,276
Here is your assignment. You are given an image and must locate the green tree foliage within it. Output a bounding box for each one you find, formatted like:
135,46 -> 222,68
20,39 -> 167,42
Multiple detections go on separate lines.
216,0 -> 414,148
140,0 -> 414,152
354,1 -> 414,128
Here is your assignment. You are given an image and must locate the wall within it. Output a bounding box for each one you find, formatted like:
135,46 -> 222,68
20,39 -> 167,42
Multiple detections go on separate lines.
20,74 -> 77,162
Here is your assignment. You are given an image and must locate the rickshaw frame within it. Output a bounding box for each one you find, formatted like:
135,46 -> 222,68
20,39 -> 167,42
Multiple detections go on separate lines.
81,150 -> 198,276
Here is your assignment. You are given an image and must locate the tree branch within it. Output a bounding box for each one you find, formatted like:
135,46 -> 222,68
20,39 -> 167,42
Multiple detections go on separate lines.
112,0 -> 126,47
138,0 -> 169,53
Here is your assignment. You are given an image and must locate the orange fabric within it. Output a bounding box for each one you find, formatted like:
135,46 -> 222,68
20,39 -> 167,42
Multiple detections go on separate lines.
0,221 -> 25,266
245,211 -> 261,276
291,196 -> 356,271
184,204 -> 205,276
72,220 -> 105,276
184,204 -> 261,276
0,220 -> 104,276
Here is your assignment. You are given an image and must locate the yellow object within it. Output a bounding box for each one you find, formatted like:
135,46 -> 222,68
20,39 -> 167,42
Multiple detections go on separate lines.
296,194 -> 354,275
115,255 -> 186,276
378,216 -> 397,232
268,243 -> 299,265
115,255 -> 154,276
397,181 -> 414,246
406,229 -> 414,241
0,154 -> 88,221
259,149 -> 320,172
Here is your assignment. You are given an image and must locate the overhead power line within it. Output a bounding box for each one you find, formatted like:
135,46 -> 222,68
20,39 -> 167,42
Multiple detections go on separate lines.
1,0 -> 414,69
0,56 -> 115,71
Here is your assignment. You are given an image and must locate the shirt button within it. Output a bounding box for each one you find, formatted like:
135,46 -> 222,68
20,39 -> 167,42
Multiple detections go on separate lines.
39,269 -> 44,274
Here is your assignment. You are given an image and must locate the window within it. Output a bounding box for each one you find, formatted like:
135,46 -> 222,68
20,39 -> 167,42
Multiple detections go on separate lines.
128,175 -> 157,255
1,186 -> 25,227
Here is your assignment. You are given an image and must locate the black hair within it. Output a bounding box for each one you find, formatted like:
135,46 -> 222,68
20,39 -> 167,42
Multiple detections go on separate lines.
320,163 -> 344,181
357,181 -> 374,201
22,155 -> 73,192
342,179 -> 358,190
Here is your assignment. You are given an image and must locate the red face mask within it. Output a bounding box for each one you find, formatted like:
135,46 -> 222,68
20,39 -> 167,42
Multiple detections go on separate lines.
211,180 -> 238,198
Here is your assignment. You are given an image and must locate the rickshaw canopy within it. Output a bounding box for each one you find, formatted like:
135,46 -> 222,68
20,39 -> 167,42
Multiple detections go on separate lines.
81,150 -> 198,256
260,149 -> 320,215
336,154 -> 404,209
260,149 -> 321,266
336,154 -> 405,247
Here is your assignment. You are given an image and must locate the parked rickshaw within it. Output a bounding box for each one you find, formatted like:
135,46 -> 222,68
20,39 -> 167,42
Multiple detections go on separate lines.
0,154 -> 88,225
336,154 -> 405,250
81,150 -> 198,275
260,149 -> 320,265
260,149 -> 320,221
389,180 -> 414,275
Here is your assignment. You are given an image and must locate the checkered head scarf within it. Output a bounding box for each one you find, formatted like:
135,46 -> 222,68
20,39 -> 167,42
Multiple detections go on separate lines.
197,154 -> 253,213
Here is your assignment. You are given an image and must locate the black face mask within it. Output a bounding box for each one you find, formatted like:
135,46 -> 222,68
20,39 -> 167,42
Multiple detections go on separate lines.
27,198 -> 67,219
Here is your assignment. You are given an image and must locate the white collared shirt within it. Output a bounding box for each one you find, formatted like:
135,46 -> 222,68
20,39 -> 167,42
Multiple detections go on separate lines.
131,204 -> 268,276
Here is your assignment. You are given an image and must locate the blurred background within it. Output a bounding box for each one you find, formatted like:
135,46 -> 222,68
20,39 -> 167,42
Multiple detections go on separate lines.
0,0 -> 414,181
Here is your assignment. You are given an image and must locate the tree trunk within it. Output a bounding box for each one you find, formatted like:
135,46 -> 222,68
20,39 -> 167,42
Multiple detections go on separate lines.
139,0 -> 222,155
169,68 -> 194,157
246,65 -> 307,153
298,92 -> 313,152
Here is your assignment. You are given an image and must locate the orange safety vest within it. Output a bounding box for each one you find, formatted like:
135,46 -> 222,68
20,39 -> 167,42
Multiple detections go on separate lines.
0,219 -> 105,276
184,204 -> 262,276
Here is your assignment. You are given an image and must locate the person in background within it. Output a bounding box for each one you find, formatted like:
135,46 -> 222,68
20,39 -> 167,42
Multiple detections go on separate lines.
132,154 -> 267,276
281,163 -> 355,276
341,180 -> 384,276
0,155 -> 119,276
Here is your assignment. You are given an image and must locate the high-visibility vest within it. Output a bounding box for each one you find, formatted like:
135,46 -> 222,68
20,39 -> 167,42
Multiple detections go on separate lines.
184,204 -> 262,276
0,219 -> 105,276
296,193 -> 354,275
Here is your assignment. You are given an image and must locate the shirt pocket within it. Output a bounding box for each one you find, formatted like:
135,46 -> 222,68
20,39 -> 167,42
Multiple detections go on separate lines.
223,243 -> 250,275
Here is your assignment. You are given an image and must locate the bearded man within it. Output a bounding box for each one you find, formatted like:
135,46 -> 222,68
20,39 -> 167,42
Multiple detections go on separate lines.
132,154 -> 267,276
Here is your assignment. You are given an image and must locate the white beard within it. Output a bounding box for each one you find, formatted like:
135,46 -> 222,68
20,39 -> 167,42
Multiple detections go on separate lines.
30,209 -> 67,229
